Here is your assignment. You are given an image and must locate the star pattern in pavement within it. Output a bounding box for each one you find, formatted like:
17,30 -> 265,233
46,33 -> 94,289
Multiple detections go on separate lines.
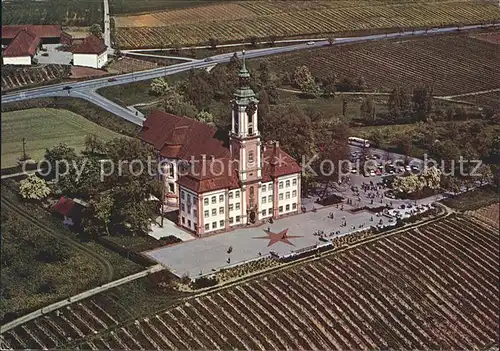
253,228 -> 302,247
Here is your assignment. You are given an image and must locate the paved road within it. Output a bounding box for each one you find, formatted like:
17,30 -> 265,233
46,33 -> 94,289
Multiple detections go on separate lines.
1,23 -> 497,126
103,0 -> 113,55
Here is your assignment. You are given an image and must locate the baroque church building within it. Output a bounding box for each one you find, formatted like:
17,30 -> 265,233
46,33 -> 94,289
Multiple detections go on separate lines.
140,52 -> 302,236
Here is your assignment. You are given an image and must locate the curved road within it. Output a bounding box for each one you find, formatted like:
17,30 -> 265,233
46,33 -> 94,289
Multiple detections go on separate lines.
1,23 -> 498,126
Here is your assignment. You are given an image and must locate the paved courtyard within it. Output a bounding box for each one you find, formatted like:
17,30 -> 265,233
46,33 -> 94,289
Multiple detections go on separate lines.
36,44 -> 72,65
144,192 -> 438,278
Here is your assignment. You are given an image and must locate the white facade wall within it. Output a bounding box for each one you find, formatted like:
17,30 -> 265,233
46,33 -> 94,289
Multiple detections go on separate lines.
227,189 -> 242,226
277,174 -> 300,215
97,51 -> 108,68
161,159 -> 177,195
3,56 -> 31,65
179,188 -> 198,231
73,51 -> 107,68
200,189 -> 227,233
259,181 -> 274,219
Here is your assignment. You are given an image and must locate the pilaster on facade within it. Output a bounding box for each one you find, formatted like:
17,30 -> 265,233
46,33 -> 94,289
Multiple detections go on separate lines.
273,178 -> 279,219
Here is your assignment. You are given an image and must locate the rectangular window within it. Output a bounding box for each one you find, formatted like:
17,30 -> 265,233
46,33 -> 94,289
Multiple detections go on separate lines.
292,190 -> 297,197
212,209 -> 216,216
292,178 -> 297,186
286,204 -> 290,211
182,216 -> 185,224
204,210 -> 209,218
193,209 -> 197,217
181,191 -> 185,199
219,207 -> 224,214
268,195 -> 272,202
279,181 -> 283,189
188,219 -> 191,227
212,222 -> 217,229
229,204 -> 234,211
169,183 -> 174,193
204,198 -> 209,206
248,126 -> 253,135
269,208 -> 273,215
219,220 -> 224,227
181,204 -> 185,212
279,206 -> 283,213
211,196 -> 217,204
235,203 -> 240,210
205,224 -> 209,230
286,192 -> 290,199
279,193 -> 283,201
236,216 -> 241,222
219,194 -> 224,202
229,192 -> 233,199
262,196 -> 266,204
194,223 -> 198,231
168,165 -> 174,178
292,203 -> 297,210
229,217 -> 234,224
286,180 -> 290,187
261,210 -> 266,216
235,191 -> 240,198
262,185 -> 266,192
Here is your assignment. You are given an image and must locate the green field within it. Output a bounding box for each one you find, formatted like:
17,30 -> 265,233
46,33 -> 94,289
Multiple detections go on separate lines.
1,108 -> 123,168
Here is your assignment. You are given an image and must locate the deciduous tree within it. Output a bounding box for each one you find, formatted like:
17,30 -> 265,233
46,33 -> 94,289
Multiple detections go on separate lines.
89,24 -> 103,39
19,175 -> 51,200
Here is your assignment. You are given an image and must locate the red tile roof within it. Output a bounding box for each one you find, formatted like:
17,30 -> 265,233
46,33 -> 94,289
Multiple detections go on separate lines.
142,110 -> 301,194
177,157 -> 241,193
52,197 -> 75,216
1,25 -> 63,39
72,35 -> 107,55
262,142 -> 303,182
140,110 -> 229,161
3,29 -> 40,57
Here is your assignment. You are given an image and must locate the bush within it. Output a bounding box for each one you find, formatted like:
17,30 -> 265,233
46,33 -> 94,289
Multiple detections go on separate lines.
190,276 -> 217,290
38,279 -> 57,294
159,235 -> 182,245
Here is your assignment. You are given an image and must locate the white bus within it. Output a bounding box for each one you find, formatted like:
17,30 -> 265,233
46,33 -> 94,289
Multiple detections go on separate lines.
348,137 -> 370,148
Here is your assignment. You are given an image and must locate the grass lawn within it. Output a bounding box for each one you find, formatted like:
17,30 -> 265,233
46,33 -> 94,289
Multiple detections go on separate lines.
278,90 -> 388,123
0,181 -> 144,322
442,185 -> 500,211
1,108 -> 123,168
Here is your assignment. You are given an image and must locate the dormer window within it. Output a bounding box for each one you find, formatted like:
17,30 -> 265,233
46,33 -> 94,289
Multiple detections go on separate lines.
248,126 -> 253,135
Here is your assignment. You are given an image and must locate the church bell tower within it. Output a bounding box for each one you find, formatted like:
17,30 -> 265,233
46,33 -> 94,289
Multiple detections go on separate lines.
229,50 -> 261,223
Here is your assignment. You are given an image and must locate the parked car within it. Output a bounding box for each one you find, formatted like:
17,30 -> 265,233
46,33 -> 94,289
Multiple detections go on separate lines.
204,57 -> 213,62
307,41 -> 315,45
41,53 -> 49,57
108,77 -> 117,82
62,86 -> 72,90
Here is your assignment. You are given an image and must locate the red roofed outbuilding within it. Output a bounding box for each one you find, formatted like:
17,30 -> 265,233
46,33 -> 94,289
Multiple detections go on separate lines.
1,24 -> 72,65
2,29 -> 41,65
72,35 -> 108,68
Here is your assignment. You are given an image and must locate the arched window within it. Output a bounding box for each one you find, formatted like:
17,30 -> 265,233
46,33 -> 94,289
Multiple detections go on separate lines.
250,186 -> 254,196
248,151 -> 254,163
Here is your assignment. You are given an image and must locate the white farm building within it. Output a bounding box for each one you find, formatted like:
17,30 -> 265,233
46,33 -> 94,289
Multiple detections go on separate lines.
72,35 -> 108,69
